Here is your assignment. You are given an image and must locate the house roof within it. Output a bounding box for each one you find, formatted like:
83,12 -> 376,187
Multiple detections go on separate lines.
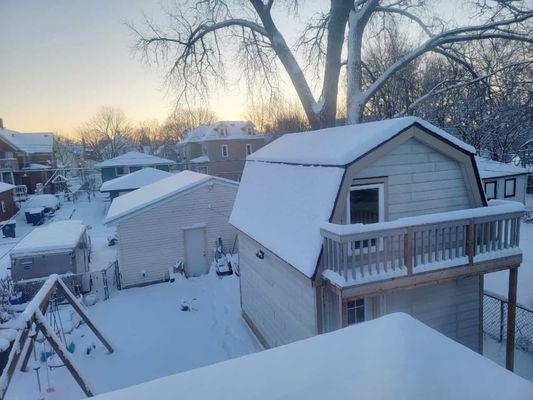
249,116 -> 475,166
476,156 -> 530,179
190,155 -> 210,164
100,167 -> 172,193
95,151 -> 176,168
105,171 -> 238,224
90,313 -> 532,400
0,183 -> 15,194
180,121 -> 262,143
0,128 -> 54,154
10,220 -> 86,257
231,117 -> 480,278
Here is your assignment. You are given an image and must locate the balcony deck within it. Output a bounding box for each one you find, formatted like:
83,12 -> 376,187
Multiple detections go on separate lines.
321,201 -> 524,298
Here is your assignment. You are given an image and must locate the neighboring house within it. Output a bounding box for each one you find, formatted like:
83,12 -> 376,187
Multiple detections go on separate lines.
0,182 -> 16,221
100,167 -> 171,200
95,151 -> 175,182
176,121 -> 266,181
104,171 -> 239,288
10,220 -> 90,281
0,119 -> 56,194
476,156 -> 530,204
230,116 -> 524,359
88,313 -> 532,400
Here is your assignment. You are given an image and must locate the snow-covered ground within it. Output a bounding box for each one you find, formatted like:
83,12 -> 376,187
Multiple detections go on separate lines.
6,271 -> 262,399
484,335 -> 533,382
484,194 -> 533,308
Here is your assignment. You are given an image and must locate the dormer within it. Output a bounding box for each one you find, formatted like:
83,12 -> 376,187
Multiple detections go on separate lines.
242,122 -> 255,136
215,123 -> 228,137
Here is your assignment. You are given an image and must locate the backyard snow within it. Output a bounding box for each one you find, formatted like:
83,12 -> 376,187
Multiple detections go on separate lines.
6,270 -> 261,399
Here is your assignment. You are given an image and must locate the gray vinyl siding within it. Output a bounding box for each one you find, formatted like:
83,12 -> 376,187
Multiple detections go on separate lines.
382,276 -> 481,352
116,181 -> 238,288
351,138 -> 472,220
239,234 -> 317,348
482,174 -> 528,204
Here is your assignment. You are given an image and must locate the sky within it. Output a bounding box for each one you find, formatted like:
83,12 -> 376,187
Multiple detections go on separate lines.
0,0 -> 469,136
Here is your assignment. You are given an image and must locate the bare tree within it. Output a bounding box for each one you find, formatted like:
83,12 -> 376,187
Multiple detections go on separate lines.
130,0 -> 532,129
164,107 -> 218,140
79,107 -> 133,160
245,96 -> 309,134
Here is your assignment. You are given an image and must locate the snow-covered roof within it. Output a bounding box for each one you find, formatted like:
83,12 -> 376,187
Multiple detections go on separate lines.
105,171 -> 238,224
100,167 -> 172,192
90,313 -> 533,400
249,116 -> 475,166
25,194 -> 59,210
190,155 -> 210,164
180,121 -> 261,143
476,156 -> 530,179
10,220 -> 86,257
0,128 -> 54,154
230,162 -> 344,277
22,163 -> 51,170
0,182 -> 15,194
95,151 -> 175,168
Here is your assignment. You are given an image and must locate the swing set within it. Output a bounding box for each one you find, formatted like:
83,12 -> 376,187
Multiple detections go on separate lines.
0,274 -> 114,398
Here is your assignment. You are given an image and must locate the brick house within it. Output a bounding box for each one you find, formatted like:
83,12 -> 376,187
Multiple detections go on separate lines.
0,182 -> 16,221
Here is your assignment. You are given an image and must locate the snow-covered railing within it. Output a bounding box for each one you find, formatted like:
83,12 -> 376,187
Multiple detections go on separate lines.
13,185 -> 27,201
321,201 -> 524,287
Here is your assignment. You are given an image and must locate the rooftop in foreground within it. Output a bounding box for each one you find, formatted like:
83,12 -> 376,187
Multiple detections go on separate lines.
91,313 -> 532,400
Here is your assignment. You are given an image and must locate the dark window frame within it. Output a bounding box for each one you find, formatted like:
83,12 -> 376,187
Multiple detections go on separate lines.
484,181 -> 497,200
346,298 -> 365,325
504,178 -> 516,198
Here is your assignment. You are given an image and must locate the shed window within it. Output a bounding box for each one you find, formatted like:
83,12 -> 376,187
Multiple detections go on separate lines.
246,143 -> 253,156
198,166 -> 208,174
347,183 -> 384,224
484,181 -> 497,200
221,144 -> 229,158
116,166 -> 129,176
504,178 -> 516,198
346,299 -> 365,325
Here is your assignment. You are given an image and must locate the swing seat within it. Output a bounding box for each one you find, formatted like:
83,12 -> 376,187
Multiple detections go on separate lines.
67,342 -> 76,353
40,350 -> 53,363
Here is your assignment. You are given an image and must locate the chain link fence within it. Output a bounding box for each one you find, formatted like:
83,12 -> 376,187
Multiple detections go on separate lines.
483,291 -> 533,352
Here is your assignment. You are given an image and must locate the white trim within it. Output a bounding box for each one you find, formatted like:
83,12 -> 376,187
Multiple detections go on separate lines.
346,183 -> 385,224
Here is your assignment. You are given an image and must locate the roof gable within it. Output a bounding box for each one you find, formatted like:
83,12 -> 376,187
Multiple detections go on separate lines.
105,171 -> 237,224
95,151 -> 176,168
249,117 -> 475,166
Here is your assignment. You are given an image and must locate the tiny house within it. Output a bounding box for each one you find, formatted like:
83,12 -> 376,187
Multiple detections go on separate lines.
10,220 -> 90,281
230,117 -> 524,359
476,156 -> 529,204
105,171 -> 239,288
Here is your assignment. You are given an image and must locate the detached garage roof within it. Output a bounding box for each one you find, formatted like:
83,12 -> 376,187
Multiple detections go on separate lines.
100,167 -> 171,193
91,313 -> 533,400
105,171 -> 238,224
11,220 -> 86,257
95,151 -> 175,168
475,156 -> 530,179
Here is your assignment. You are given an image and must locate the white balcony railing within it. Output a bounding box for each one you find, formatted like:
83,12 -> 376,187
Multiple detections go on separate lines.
321,201 -> 524,287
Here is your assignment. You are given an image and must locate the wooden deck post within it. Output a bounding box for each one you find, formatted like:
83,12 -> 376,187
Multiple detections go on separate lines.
506,266 -> 518,371
467,218 -> 475,266
404,228 -> 413,275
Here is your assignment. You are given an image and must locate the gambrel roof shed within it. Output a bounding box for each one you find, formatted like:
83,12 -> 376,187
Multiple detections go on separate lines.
230,116 -> 486,278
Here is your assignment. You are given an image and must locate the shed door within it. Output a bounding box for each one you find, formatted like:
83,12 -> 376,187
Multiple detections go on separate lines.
184,228 -> 207,277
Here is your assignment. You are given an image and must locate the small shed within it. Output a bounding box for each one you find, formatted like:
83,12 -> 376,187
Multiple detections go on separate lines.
99,167 -> 171,200
10,220 -> 91,281
476,156 -> 530,204
105,171 -> 238,288
0,182 -> 16,221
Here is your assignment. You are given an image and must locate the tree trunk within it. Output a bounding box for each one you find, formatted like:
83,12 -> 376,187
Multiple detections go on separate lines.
346,9 -> 366,124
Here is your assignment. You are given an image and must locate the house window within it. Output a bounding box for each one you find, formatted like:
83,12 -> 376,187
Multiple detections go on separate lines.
198,166 -> 208,174
219,126 -> 228,136
484,181 -> 497,200
346,299 -> 365,325
246,126 -> 254,135
221,144 -> 229,158
504,178 -> 516,198
116,166 -> 129,176
347,183 -> 385,224
1,201 -> 5,213
246,143 -> 253,156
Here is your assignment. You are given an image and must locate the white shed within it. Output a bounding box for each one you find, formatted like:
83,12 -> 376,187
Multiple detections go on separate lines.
476,156 -> 530,204
105,171 -> 238,288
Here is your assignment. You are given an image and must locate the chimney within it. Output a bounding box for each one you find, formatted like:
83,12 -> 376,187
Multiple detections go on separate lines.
0,118 -> 3,129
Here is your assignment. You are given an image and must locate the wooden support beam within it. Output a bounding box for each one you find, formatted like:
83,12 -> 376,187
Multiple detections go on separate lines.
467,218 -> 475,266
20,333 -> 35,372
404,228 -> 413,275
57,279 -> 114,353
0,324 -> 31,400
35,315 -> 93,397
506,266 -> 518,371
